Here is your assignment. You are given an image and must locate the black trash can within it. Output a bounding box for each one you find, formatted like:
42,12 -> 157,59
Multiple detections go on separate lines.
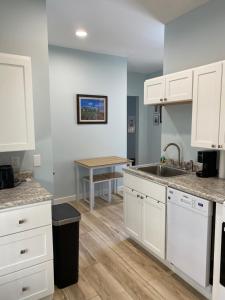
52,203 -> 81,289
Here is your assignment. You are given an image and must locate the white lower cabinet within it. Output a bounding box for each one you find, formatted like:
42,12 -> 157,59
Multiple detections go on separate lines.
0,201 -> 54,300
0,261 -> 54,300
0,226 -> 53,277
124,174 -> 166,259
142,197 -> 165,259
124,187 -> 142,240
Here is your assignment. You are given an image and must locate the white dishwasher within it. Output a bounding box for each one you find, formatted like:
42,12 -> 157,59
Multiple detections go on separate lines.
167,187 -> 213,287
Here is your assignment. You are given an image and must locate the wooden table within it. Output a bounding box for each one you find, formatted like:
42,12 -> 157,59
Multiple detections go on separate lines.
74,156 -> 132,210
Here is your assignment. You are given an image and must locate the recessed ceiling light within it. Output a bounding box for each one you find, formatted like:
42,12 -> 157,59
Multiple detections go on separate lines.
75,29 -> 88,38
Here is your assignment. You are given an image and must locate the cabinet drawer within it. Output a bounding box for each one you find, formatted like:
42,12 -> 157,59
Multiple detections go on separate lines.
0,201 -> 52,237
0,226 -> 53,276
124,173 -> 166,203
0,261 -> 54,300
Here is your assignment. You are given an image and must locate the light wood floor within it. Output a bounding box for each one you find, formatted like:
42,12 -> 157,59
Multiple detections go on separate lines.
53,195 -> 206,300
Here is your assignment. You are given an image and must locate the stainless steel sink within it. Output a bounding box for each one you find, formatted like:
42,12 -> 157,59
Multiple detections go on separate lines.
137,165 -> 188,177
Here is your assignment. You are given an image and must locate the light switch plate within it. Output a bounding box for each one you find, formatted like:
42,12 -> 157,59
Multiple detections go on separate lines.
33,154 -> 41,167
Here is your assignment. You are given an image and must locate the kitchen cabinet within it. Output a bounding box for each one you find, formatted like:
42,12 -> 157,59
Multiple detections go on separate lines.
144,70 -> 193,105
219,62 -> 225,149
165,70 -> 193,103
191,62 -> 223,149
123,187 -> 142,240
0,52 -> 35,152
142,196 -> 165,258
144,76 -> 165,105
123,173 -> 166,259
0,201 -> 54,299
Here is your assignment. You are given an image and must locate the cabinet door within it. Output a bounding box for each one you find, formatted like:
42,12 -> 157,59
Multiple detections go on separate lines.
124,187 -> 142,241
191,63 -> 222,149
142,197 -> 165,259
144,76 -> 165,105
165,70 -> 193,103
0,53 -> 35,152
218,62 -> 225,150
0,261 -> 54,300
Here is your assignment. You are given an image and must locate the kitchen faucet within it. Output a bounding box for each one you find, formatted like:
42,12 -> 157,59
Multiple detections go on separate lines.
163,143 -> 181,167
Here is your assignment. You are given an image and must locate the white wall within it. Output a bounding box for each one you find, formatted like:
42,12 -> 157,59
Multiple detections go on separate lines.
49,46 -> 127,198
0,0 -> 54,192
162,0 -> 225,161
127,71 -> 162,164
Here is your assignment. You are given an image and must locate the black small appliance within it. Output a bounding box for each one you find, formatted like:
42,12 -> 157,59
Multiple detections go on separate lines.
196,151 -> 217,178
0,165 -> 15,189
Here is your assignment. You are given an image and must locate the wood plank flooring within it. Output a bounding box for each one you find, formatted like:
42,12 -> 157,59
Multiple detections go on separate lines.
53,195 -> 206,300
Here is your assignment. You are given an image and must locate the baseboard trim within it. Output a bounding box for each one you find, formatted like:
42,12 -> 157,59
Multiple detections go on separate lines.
53,185 -> 124,205
53,194 -> 76,205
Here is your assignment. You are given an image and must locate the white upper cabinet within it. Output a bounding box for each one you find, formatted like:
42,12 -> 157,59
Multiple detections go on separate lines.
191,62 -> 222,149
144,76 -> 165,105
165,70 -> 193,103
144,70 -> 193,105
0,53 -> 35,152
218,62 -> 225,150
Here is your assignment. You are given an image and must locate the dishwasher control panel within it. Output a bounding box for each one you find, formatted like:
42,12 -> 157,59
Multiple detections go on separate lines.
167,187 -> 213,216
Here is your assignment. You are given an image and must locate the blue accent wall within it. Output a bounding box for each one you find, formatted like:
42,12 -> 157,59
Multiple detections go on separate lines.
162,0 -> 225,161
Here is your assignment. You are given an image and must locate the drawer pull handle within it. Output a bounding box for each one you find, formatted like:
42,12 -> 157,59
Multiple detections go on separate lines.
22,287 -> 29,292
20,249 -> 28,255
18,219 -> 26,225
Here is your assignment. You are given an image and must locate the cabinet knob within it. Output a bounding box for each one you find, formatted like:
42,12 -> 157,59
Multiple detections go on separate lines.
137,194 -> 140,198
18,219 -> 26,225
164,98 -> 167,101
211,144 -> 216,148
20,249 -> 28,255
22,287 -> 29,292
160,99 -> 163,102
218,145 -> 223,149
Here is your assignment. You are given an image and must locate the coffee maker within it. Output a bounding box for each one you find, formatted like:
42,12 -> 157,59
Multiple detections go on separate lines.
196,151 -> 218,178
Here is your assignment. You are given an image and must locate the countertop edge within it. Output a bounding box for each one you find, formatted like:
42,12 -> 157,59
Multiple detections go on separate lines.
123,167 -> 225,204
0,194 -> 53,210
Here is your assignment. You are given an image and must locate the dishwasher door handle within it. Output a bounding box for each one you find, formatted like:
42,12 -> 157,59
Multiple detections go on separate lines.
180,198 -> 193,206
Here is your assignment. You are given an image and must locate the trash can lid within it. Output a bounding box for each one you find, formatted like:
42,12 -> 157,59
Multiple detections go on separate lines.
52,203 -> 81,226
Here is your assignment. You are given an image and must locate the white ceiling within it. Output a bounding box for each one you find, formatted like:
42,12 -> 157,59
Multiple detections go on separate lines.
46,0 -> 209,74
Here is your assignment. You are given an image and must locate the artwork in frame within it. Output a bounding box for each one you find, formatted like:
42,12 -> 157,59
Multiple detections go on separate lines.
77,94 -> 108,124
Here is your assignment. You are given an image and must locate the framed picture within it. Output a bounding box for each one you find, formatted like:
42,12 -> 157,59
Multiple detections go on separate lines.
153,113 -> 160,126
128,116 -> 136,133
77,94 -> 108,124
154,104 -> 162,123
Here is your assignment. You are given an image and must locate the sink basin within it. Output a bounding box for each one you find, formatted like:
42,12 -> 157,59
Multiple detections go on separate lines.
137,165 -> 188,177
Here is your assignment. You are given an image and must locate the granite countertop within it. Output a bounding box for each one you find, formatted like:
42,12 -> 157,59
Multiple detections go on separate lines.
124,166 -> 225,204
0,179 -> 53,210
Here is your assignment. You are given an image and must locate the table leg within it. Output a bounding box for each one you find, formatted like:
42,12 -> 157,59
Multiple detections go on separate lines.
75,164 -> 80,201
89,168 -> 94,210
111,166 -> 116,194
108,180 -> 112,203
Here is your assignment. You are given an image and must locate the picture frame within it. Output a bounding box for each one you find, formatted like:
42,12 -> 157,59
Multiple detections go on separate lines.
128,116 -> 136,133
77,94 -> 108,124
153,113 -> 160,126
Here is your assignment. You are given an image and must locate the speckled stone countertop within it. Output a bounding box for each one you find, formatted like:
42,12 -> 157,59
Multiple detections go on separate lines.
0,179 -> 53,210
124,166 -> 225,204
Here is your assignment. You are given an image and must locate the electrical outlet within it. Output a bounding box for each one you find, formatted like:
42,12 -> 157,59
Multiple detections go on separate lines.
11,156 -> 20,169
33,154 -> 41,167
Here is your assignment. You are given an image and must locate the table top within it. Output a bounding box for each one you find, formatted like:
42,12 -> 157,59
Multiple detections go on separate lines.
74,156 -> 132,168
